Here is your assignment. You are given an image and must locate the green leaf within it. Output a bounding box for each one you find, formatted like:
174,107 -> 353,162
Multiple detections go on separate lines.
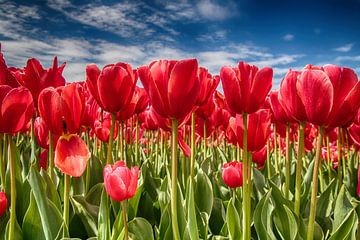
195,169 -> 213,216
186,180 -> 199,240
98,187 -> 111,240
22,192 -> 46,240
128,217 -> 154,240
316,179 -> 335,219
329,210 -> 357,240
70,196 -> 98,237
5,217 -> 23,240
28,166 -> 65,240
40,170 -> 61,211
254,189 -> 275,240
226,198 -> 241,240
209,198 -> 225,235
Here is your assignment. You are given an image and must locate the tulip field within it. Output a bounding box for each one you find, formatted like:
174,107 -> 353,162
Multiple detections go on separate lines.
1,50 -> 360,240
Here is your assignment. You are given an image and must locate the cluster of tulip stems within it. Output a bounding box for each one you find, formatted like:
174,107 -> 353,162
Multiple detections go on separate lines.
0,45 -> 360,240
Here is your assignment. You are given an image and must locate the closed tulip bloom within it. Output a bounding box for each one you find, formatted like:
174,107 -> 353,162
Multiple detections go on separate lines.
278,70 -> 307,122
94,116 -> 118,143
0,50 -> 20,87
296,65 -> 333,126
269,90 -> 292,124
196,67 -> 220,106
0,85 -> 34,133
86,62 -> 137,113
55,134 -> 90,177
0,192 -> 7,217
138,59 -> 199,120
220,61 -> 273,114
323,65 -> 360,127
231,109 -> 272,152
134,87 -> 149,114
34,117 -> 59,149
104,161 -> 139,202
252,146 -> 267,169
222,161 -> 243,188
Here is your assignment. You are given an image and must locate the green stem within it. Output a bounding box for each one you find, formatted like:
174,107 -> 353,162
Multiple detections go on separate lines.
203,121 -> 207,161
135,114 -> 139,166
294,122 -> 305,216
121,201 -> 128,240
337,127 -> 343,187
48,131 -> 55,182
274,124 -> 279,174
171,119 -> 180,240
285,123 -> 290,199
190,112 -> 195,180
8,135 -> 16,240
266,140 -> 271,178
120,122 -> 124,161
341,128 -> 346,179
106,113 -> 116,164
63,174 -> 71,229
326,134 -> 332,181
85,129 -> 91,193
0,135 -> 4,188
242,113 -> 250,240
307,126 -> 324,240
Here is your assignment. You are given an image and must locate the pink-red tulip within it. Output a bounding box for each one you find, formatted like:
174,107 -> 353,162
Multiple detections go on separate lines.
103,161 -> 139,202
196,67 -> 219,106
138,59 -> 199,121
94,116 -> 118,143
222,161 -> 243,188
220,61 -> 273,114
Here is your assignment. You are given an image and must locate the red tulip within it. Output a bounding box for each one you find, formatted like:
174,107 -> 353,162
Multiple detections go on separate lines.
269,90 -> 292,124
103,161 -> 139,202
39,149 -> 48,170
38,83 -> 85,135
138,59 -> 199,121
0,191 -> 7,217
12,57 -> 65,105
94,115 -> 118,143
134,87 -> 149,114
86,63 -> 137,113
220,61 -> 273,114
0,86 -> 34,133
230,109 -> 272,152
278,70 -> 307,122
296,65 -> 333,126
34,117 -> 59,149
222,161 -> 243,188
323,65 -> 360,127
54,134 -> 90,177
196,67 -> 219,106
0,49 -> 20,87
195,96 -> 215,119
252,146 -> 267,169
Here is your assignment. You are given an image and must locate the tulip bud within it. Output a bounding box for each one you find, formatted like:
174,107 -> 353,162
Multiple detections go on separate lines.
222,161 -> 243,188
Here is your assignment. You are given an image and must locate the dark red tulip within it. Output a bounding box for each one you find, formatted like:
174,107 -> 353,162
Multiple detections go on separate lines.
0,191 -> 7,217
86,62 -> 137,113
138,59 -> 199,121
357,166 -> 360,198
0,50 -> 20,87
296,65 -> 333,126
39,149 -> 48,170
278,70 -> 307,122
12,57 -> 65,105
252,146 -> 267,169
38,83 -> 85,135
94,115 -> 118,143
195,97 -> 215,119
0,86 -> 34,133
55,134 -> 90,177
103,161 -> 139,202
134,87 -> 149,114
220,61 -> 273,114
323,65 -> 360,127
34,117 -> 58,149
196,67 -> 219,106
230,109 -> 272,152
222,161 -> 243,188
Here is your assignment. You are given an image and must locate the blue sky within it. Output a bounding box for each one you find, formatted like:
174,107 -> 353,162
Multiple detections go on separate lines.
0,0 -> 360,87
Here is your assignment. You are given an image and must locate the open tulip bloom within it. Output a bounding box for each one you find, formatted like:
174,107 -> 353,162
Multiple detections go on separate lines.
2,49 -> 360,240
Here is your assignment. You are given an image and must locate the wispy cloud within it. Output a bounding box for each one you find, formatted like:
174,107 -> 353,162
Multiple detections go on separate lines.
335,55 -> 360,62
333,43 -> 354,52
283,34 -> 294,41
196,30 -> 228,42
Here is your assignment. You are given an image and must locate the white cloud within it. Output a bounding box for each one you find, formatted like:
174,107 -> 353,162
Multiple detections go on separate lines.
335,55 -> 360,62
283,34 -> 294,41
196,30 -> 228,42
196,0 -> 235,20
333,43 -> 354,52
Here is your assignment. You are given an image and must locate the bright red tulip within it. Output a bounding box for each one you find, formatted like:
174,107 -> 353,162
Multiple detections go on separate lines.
34,117 -> 58,149
86,63 -> 137,113
252,146 -> 267,169
94,115 -> 118,143
196,67 -> 219,106
220,61 -> 273,114
0,191 -> 7,217
230,109 -> 272,152
54,134 -> 90,177
278,70 -> 307,122
12,57 -> 65,105
0,85 -> 34,133
296,65 -> 333,126
222,161 -> 243,188
103,161 -> 139,202
38,83 -> 85,135
39,149 -> 48,170
134,87 -> 149,114
195,97 -> 215,119
323,65 -> 360,127
269,90 -> 292,124
138,59 -> 199,120
0,49 -> 20,87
